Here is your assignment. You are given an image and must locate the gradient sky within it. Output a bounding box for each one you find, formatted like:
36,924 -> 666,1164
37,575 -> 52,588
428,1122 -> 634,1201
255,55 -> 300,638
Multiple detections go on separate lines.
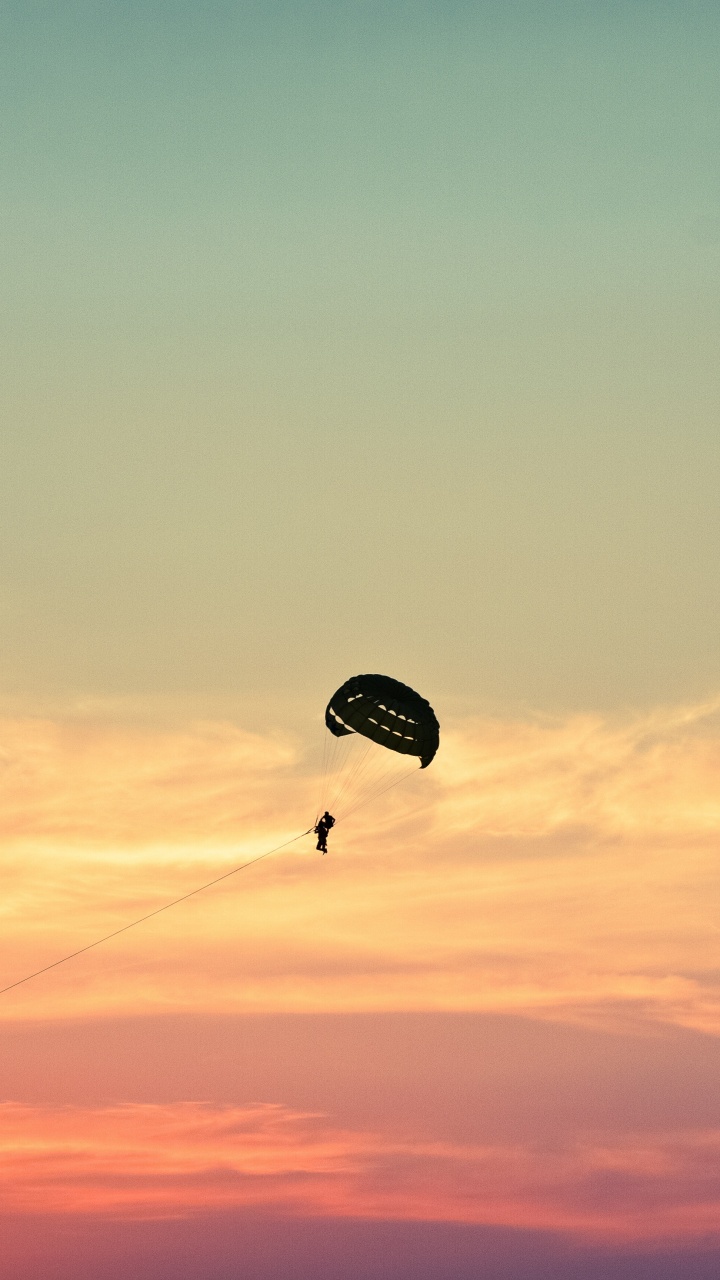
1,2 -> 720,1278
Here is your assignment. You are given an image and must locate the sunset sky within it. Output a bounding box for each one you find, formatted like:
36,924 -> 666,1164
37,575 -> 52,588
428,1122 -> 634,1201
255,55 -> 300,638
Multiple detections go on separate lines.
2,2 -> 720,1277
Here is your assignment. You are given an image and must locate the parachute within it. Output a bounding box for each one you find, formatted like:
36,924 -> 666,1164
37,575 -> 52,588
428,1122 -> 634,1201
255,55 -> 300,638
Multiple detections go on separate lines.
325,674 -> 439,767
318,674 -> 439,821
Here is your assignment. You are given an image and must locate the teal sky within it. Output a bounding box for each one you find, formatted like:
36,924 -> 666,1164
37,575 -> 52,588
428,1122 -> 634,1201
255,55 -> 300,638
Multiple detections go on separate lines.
2,0 -> 719,715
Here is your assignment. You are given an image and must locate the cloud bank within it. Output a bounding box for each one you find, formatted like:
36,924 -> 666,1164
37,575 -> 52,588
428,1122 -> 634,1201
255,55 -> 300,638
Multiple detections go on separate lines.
0,699 -> 718,1032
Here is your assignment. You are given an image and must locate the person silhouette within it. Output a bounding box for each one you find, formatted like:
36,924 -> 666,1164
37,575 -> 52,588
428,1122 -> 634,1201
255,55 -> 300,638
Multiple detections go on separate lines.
315,811 -> 335,854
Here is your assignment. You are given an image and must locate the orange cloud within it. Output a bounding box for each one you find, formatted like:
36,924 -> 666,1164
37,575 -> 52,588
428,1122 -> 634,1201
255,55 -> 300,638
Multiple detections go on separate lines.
0,714 -> 299,844
0,698 -> 719,1032
0,1101 -> 718,1245
435,697 -> 720,840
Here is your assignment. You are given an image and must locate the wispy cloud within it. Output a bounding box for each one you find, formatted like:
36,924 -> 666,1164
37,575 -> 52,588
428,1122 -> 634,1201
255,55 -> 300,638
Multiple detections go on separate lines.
0,715 -> 299,844
0,699 -> 718,1030
435,697 -> 720,841
0,1101 -> 719,1245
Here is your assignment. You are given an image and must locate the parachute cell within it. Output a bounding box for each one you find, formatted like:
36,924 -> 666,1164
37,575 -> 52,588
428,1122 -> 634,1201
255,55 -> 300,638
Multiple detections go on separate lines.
325,674 -> 440,768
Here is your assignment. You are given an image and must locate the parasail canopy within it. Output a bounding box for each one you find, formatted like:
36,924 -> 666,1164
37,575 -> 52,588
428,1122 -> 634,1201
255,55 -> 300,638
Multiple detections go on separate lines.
325,674 -> 440,769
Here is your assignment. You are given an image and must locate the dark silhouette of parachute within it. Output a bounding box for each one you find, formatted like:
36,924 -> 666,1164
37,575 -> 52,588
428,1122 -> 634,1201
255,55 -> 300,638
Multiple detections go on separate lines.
325,674 -> 440,768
